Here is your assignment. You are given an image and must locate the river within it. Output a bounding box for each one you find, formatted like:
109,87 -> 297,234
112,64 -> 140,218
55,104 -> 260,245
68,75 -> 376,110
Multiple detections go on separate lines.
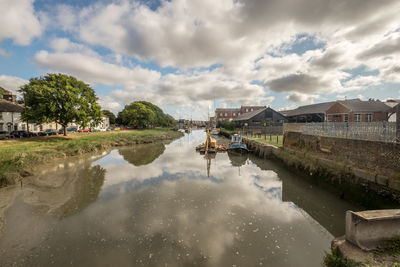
0,130 -> 362,266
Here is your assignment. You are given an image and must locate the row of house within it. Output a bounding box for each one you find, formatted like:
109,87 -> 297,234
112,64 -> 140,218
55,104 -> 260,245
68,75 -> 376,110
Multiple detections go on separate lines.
214,99 -> 399,127
0,92 -> 110,133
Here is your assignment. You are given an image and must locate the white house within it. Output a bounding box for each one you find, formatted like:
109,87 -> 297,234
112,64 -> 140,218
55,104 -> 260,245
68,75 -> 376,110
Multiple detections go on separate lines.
0,99 -> 37,132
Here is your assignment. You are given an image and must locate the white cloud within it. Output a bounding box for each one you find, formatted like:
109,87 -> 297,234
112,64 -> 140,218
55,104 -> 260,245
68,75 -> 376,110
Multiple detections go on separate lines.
0,75 -> 29,95
0,0 -> 41,46
34,50 -> 161,87
29,0 -> 400,110
286,93 -> 319,104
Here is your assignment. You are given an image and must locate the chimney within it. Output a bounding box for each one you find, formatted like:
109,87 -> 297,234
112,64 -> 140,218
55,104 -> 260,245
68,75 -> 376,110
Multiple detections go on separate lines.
3,92 -> 16,103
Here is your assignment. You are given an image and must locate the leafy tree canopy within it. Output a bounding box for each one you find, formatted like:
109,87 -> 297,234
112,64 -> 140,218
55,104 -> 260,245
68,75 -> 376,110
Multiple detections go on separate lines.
102,110 -> 116,125
121,101 -> 176,128
20,73 -> 102,136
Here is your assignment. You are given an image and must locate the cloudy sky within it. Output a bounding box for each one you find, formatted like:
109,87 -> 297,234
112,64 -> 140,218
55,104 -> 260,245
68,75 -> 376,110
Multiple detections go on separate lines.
0,0 -> 399,119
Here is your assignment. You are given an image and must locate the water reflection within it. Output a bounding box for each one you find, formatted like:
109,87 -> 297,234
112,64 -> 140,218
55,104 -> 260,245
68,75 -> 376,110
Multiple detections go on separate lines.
119,142 -> 165,166
0,130 -> 361,267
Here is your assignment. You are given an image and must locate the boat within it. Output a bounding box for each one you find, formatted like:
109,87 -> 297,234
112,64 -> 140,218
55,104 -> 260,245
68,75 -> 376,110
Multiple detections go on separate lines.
227,134 -> 249,153
196,128 -> 217,154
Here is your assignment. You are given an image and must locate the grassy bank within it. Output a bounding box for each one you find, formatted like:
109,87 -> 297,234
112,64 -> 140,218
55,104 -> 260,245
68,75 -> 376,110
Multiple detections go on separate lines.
0,129 -> 183,187
247,135 -> 283,148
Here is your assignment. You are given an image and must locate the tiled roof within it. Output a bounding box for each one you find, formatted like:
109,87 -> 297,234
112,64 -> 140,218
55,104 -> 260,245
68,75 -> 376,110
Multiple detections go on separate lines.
282,101 -> 336,117
234,108 -> 266,121
339,99 -> 391,112
0,99 -> 24,112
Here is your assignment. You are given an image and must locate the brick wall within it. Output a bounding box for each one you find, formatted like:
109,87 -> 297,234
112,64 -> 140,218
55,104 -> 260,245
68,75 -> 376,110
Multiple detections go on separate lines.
284,132 -> 400,178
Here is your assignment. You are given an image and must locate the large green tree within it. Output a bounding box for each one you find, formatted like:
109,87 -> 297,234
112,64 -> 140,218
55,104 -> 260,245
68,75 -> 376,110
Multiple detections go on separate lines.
102,110 -> 116,125
120,101 -> 176,128
20,73 -> 102,136
121,102 -> 156,128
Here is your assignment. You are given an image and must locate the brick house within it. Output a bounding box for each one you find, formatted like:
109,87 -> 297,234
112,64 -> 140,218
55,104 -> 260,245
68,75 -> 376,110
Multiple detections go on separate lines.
215,106 -> 266,121
325,99 -> 391,122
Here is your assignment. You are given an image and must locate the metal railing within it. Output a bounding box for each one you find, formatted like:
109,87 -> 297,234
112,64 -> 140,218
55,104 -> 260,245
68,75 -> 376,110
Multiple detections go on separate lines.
299,122 -> 397,143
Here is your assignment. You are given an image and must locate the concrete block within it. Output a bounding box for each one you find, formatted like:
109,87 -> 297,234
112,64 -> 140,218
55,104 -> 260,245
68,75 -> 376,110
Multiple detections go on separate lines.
389,179 -> 400,192
351,168 -> 376,183
376,175 -> 388,186
345,210 -> 400,251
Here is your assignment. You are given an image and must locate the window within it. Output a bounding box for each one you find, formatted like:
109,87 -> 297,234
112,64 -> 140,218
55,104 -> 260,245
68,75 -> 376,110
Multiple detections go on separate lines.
225,113 -> 227,117
251,108 -> 253,111
344,114 -> 348,122
354,114 -> 361,122
233,113 -> 236,116
220,113 -> 223,117
366,114 -> 372,122
14,124 -> 18,131
0,124 -> 3,131
22,124 -> 25,130
327,115 -> 332,122
246,108 -> 248,112
0,113 -> 2,120
238,112 -> 241,115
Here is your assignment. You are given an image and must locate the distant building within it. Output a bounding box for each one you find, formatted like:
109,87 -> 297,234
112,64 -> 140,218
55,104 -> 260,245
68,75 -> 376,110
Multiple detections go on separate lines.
234,107 -> 288,127
215,105 -> 266,121
325,99 -> 391,122
281,101 -> 336,123
282,99 -> 391,123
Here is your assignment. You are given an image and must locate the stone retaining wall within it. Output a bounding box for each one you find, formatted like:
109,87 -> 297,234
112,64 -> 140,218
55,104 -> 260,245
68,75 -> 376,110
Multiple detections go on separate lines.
284,132 -> 400,190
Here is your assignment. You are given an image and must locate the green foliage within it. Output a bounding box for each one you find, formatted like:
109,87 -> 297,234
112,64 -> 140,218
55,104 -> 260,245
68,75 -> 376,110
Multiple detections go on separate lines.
121,101 -> 176,128
323,251 -> 363,267
121,102 -> 156,128
217,120 -> 236,130
0,86 -> 8,98
102,110 -> 116,124
375,237 -> 400,257
19,73 -> 102,135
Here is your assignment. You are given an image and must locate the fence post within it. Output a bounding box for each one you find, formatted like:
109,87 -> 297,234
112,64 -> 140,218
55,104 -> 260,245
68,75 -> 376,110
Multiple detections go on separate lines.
396,104 -> 400,143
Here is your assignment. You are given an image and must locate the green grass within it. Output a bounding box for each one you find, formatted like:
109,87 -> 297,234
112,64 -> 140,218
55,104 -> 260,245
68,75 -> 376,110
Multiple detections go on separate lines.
246,134 -> 284,148
323,251 -> 363,267
0,129 -> 183,187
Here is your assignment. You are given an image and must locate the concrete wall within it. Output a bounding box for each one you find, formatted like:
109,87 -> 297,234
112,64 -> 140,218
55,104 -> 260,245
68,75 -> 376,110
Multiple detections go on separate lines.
284,132 -> 400,192
282,123 -> 305,133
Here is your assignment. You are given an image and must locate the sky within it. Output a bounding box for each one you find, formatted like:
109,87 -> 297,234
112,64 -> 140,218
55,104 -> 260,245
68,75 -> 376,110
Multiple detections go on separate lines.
0,0 -> 399,120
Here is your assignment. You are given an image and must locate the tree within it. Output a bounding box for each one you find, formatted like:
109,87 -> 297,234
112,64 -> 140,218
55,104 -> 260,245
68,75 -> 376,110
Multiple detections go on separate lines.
121,102 -> 156,128
136,101 -> 176,127
0,86 -> 8,98
120,101 -> 176,128
102,110 -> 116,125
20,73 -> 102,136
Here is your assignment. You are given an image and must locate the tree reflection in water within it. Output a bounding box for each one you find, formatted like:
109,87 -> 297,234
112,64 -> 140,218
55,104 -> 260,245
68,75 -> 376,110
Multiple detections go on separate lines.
118,143 -> 166,166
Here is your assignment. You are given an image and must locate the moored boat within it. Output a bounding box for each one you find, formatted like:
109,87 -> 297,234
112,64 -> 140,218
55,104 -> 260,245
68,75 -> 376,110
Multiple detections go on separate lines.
227,134 -> 249,153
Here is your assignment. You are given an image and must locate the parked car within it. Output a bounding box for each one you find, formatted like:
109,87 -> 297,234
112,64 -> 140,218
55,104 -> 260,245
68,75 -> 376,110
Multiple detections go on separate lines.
67,126 -> 78,132
0,131 -> 11,140
77,129 -> 91,132
10,130 -> 32,138
38,129 -> 58,136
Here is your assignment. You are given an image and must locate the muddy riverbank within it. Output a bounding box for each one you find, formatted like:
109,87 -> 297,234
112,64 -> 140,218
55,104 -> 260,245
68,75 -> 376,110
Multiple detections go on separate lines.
0,129 -> 183,188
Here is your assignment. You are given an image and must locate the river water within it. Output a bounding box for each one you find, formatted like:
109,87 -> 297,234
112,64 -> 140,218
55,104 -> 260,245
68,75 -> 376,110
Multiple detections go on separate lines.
0,130 -> 362,267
